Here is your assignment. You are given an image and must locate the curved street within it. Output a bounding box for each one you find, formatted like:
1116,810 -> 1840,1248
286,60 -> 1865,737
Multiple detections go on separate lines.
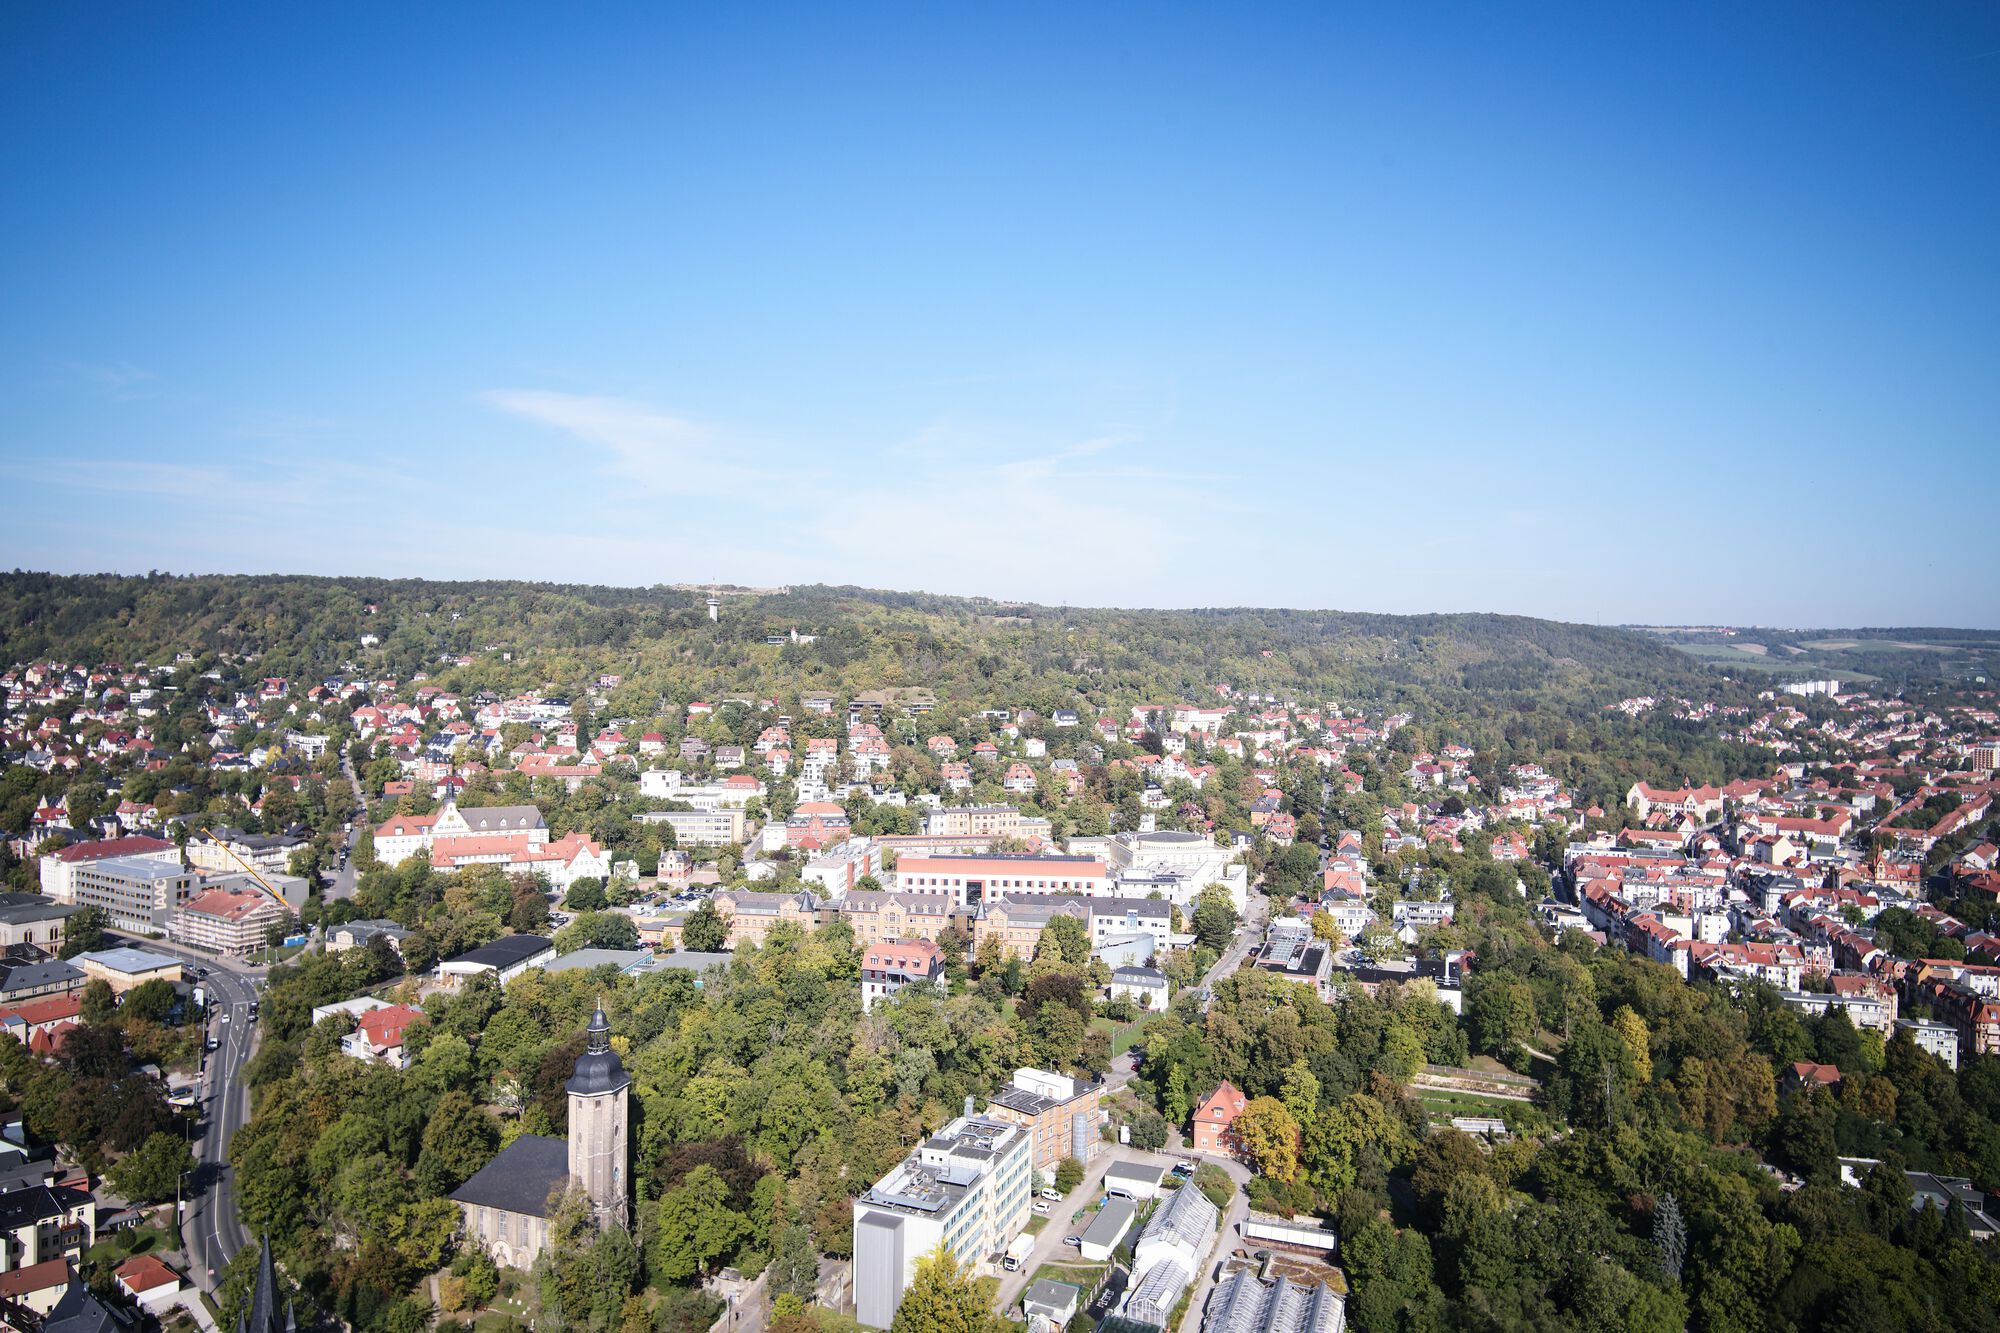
113,934 -> 264,1290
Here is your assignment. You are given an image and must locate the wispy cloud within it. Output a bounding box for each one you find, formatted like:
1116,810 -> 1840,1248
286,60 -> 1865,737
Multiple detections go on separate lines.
0,452 -> 417,510
227,410 -> 338,444
478,389 -> 773,496
49,359 -> 165,403
60,359 -> 158,390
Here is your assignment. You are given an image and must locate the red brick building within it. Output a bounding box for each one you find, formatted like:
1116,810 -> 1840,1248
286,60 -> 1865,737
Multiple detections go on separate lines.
1192,1079 -> 1247,1157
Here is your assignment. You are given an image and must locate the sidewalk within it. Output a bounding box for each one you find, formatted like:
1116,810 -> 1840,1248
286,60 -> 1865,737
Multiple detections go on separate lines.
170,1289 -> 220,1333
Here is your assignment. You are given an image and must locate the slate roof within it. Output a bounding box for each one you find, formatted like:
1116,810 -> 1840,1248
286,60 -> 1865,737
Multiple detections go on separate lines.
443,935 -> 553,970
0,960 -> 85,998
0,896 -> 74,926
44,1282 -> 138,1333
0,1183 -> 87,1230
450,1134 -> 569,1217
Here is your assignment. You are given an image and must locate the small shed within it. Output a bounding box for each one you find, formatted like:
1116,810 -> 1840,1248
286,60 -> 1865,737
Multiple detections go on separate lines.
1078,1197 -> 1137,1262
1022,1279 -> 1082,1325
1104,1160 -> 1170,1201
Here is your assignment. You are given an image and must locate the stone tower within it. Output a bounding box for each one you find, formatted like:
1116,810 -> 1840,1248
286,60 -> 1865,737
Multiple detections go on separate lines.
566,1004 -> 630,1229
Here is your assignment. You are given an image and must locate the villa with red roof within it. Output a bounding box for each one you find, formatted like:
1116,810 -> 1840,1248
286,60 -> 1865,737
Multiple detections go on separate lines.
1192,1079 -> 1248,1156
342,1003 -> 426,1068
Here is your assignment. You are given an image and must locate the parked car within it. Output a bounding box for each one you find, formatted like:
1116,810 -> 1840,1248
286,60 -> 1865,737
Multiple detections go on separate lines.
1063,1236 -> 1082,1248
1039,1188 -> 1063,1201
1170,1162 -> 1195,1177
1033,1202 -> 1051,1215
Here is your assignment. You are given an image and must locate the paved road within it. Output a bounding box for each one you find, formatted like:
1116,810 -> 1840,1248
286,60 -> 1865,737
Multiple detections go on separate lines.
124,936 -> 264,1290
1203,892 -> 1269,991
991,1142 -> 1173,1311
325,747 -> 367,901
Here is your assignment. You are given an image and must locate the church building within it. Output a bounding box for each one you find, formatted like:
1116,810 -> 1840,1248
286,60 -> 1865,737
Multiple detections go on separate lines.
451,1005 -> 630,1267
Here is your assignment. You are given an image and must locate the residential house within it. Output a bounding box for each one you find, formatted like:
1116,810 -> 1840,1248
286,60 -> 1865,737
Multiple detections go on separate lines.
1192,1080 -> 1247,1156
1109,966 -> 1170,1011
860,939 -> 946,1012
341,1003 -> 425,1068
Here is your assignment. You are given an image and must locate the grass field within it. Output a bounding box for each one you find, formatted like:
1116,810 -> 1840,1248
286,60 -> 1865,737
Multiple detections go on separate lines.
1090,1014 -> 1159,1057
1667,642 -> 1879,681
1418,1088 -> 1529,1120
86,1224 -> 176,1265
1028,1261 -> 1106,1292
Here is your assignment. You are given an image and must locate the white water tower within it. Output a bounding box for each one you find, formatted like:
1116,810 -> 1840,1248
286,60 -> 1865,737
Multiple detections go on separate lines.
706,595 -> 720,622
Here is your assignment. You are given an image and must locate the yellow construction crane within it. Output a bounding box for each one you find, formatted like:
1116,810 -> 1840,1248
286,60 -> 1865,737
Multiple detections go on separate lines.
203,837 -> 295,911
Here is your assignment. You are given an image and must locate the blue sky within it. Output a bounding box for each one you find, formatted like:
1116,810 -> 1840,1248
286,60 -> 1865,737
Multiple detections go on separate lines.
3,2 -> 1997,626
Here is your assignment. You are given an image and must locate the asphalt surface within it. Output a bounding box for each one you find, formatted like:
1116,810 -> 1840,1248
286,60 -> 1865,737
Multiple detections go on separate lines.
325,748 -> 367,902
123,935 -> 263,1291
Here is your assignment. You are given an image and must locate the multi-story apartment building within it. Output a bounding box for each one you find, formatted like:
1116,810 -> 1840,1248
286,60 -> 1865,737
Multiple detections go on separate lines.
893,854 -> 1108,906
711,890 -> 818,947
803,839 -> 884,897
66,856 -> 195,933
1928,983 -> 2000,1064
637,808 -> 746,848
37,836 -> 179,905
923,806 -> 1054,842
853,1114 -> 1033,1329
0,1157 -> 94,1275
169,887 -> 290,956
1897,1017 -> 1961,1070
860,939 -> 945,1012
983,1068 -> 1101,1176
835,891 -> 964,947
186,826 -> 306,878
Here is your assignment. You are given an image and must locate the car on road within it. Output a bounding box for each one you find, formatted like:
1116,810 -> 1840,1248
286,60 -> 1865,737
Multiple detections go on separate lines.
205,1036 -> 220,1052
1038,1188 -> 1062,1200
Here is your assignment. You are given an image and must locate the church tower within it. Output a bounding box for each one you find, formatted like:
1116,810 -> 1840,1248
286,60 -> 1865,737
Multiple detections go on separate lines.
566,1004 -> 630,1229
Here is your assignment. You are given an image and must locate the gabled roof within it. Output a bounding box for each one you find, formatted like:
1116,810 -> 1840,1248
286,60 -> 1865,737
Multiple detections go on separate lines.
449,1133 -> 569,1217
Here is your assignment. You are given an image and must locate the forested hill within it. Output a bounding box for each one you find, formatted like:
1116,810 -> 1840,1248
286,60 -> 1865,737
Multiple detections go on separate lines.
0,572 -> 1702,698
1,569 -> 1779,798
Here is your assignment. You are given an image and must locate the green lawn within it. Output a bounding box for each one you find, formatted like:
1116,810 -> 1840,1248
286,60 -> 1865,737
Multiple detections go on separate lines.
1417,1089 -> 1525,1120
87,1224 -> 176,1264
1027,1262 -> 1105,1292
1024,1214 -> 1050,1235
1091,1014 -> 1159,1057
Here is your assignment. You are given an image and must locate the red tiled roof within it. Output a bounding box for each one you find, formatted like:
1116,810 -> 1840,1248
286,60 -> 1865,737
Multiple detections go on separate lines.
0,1259 -> 70,1297
0,994 -> 83,1027
114,1254 -> 179,1294
53,835 -> 175,863
355,1004 -> 424,1048
181,888 -> 279,922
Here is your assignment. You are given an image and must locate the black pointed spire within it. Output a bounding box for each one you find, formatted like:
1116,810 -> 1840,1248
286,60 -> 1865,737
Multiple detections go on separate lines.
566,1002 -> 629,1096
585,1001 -> 611,1054
241,1236 -> 283,1333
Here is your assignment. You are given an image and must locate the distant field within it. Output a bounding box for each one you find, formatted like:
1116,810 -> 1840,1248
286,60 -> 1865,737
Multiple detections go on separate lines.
1668,641 -> 1879,682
